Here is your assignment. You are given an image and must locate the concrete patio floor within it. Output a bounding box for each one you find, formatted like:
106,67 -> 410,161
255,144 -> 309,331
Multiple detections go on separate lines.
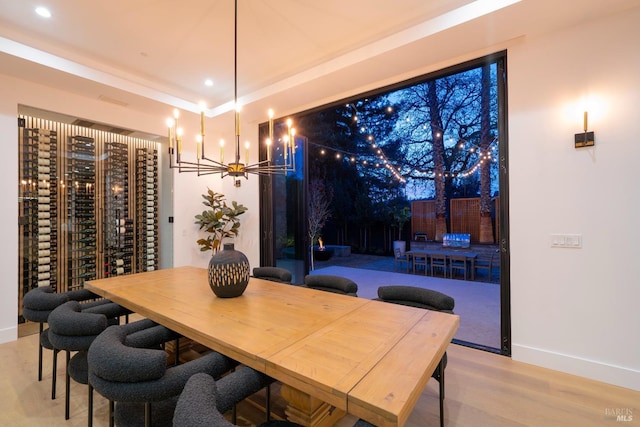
307,251 -> 502,350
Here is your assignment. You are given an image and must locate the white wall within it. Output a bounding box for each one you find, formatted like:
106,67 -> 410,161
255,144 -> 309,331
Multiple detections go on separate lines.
171,163 -> 260,269
1,5 -> 638,391
0,78 -> 19,343
508,8 -> 640,390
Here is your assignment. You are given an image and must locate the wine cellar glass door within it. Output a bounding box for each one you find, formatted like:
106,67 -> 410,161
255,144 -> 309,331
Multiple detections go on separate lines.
17,115 -> 160,324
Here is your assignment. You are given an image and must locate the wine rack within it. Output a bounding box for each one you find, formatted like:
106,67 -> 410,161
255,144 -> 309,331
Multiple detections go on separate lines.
19,126 -> 59,307
17,115 -> 161,323
136,148 -> 159,272
67,135 -> 97,290
104,142 -> 133,277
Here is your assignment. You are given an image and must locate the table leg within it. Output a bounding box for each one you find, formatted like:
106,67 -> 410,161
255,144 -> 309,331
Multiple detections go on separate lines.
280,384 -> 346,427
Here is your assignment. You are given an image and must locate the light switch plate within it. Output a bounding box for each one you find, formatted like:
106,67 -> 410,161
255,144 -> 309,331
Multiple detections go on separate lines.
550,234 -> 582,248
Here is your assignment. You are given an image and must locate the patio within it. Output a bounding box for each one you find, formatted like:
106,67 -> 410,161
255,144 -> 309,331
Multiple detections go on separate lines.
309,246 -> 501,350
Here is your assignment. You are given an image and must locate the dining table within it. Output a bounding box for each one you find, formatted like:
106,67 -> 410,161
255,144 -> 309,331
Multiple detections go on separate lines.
85,266 -> 459,427
406,249 -> 478,279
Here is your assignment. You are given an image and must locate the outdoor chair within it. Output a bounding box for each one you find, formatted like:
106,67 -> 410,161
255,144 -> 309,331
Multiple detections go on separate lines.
22,286 -> 125,400
252,266 -> 292,284
173,371 -> 301,427
88,323 -> 235,427
413,253 -> 428,275
394,248 -> 410,272
449,254 -> 468,280
375,285 -> 455,427
303,274 -> 358,296
430,253 -> 448,278
474,249 -> 499,282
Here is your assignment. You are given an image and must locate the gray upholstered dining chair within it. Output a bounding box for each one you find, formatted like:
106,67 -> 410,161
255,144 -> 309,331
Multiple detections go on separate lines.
88,323 -> 235,427
173,371 -> 301,427
252,266 -> 292,284
375,285 -> 455,427
47,299 -> 130,425
303,274 -> 358,296
22,286 -> 116,400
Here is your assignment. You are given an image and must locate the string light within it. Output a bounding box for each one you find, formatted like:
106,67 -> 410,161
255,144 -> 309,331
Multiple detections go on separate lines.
309,101 -> 497,186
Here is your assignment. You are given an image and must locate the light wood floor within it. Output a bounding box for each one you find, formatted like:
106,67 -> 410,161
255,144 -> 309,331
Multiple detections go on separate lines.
1,326 -> 637,426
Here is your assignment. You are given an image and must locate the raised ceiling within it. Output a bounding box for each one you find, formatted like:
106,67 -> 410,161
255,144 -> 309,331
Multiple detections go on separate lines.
1,0 -> 638,125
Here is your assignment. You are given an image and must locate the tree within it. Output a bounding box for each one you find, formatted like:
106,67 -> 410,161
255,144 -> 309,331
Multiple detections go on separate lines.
479,64 -> 495,243
308,177 -> 333,270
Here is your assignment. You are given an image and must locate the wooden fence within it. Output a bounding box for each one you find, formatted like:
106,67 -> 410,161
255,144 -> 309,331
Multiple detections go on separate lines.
411,197 -> 499,243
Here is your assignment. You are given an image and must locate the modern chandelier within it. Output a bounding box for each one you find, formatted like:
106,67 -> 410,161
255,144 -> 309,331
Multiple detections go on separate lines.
165,0 -> 296,178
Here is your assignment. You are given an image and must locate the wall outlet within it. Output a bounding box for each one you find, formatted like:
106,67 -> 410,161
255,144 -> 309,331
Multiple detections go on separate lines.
550,234 -> 582,248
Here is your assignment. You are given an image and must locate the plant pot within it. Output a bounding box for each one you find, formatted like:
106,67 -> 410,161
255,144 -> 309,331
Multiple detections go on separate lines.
313,247 -> 334,261
207,243 -> 250,298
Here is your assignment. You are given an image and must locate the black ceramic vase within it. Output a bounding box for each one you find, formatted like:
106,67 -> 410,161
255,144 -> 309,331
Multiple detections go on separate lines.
207,243 -> 250,298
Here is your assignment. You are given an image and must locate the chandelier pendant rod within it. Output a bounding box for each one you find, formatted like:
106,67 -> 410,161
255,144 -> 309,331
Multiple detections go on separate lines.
233,0 -> 242,169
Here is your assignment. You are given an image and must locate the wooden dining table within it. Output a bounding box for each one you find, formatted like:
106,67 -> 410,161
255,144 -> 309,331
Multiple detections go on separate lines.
85,266 -> 459,427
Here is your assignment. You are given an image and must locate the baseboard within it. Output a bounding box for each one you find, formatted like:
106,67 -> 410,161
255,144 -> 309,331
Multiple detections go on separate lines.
512,343 -> 639,391
0,325 -> 18,345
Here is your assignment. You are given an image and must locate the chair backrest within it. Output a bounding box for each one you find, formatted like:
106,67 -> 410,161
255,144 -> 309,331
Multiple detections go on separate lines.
252,266 -> 292,284
22,286 -> 70,323
173,373 -> 233,427
174,371 -> 298,427
449,254 -> 467,263
376,285 -> 454,313
88,324 -> 234,403
47,301 -> 109,351
431,253 -> 447,263
394,248 -> 407,260
22,286 -> 101,323
303,274 -> 358,296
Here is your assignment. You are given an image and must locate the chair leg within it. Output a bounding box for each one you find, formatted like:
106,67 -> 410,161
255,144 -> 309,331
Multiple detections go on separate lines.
108,400 -> 114,427
88,384 -> 93,427
65,351 -> 71,420
52,349 -> 59,400
38,323 -> 44,381
145,401 -> 151,427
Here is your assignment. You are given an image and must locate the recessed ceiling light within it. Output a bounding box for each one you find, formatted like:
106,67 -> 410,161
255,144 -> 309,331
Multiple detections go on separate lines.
204,79 -> 214,87
35,6 -> 52,18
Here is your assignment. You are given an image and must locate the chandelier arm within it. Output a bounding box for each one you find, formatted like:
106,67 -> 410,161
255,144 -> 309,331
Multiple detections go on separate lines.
165,0 -> 296,178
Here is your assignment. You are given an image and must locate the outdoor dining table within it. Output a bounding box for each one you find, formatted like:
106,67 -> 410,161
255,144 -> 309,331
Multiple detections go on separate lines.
405,249 -> 478,279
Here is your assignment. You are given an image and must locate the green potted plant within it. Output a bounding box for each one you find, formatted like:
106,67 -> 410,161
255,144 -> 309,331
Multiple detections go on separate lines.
194,188 -> 249,298
194,188 -> 247,254
391,205 -> 411,255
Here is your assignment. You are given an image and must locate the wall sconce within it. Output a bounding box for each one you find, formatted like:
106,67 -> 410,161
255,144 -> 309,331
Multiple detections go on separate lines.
575,111 -> 595,148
